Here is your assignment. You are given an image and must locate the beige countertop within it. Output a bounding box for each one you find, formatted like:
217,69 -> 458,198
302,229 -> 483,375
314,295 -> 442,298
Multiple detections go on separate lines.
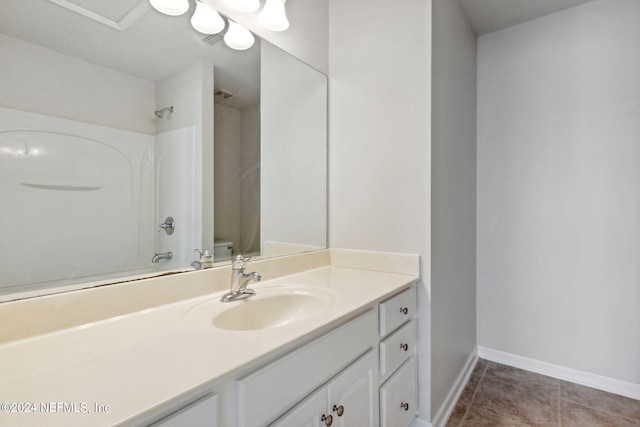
0,250 -> 419,426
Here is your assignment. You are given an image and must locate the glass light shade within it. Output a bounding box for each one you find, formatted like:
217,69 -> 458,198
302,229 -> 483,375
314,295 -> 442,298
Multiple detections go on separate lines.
191,1 -> 225,34
258,0 -> 289,31
223,20 -> 255,50
225,0 -> 260,13
149,0 -> 189,16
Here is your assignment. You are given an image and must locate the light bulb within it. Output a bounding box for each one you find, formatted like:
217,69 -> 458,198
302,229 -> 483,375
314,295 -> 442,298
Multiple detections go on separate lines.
258,0 -> 289,31
191,1 -> 225,34
223,20 -> 255,50
225,0 -> 260,13
149,0 -> 189,16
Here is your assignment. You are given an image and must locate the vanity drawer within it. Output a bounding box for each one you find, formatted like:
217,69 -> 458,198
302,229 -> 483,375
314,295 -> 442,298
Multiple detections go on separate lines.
379,319 -> 416,378
380,357 -> 417,427
379,287 -> 415,337
237,310 -> 377,427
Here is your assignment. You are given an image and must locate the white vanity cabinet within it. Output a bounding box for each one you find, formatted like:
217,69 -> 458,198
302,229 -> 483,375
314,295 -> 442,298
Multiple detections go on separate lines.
272,350 -> 376,427
326,350 -> 377,427
236,310 -> 378,427
380,357 -> 417,427
141,284 -> 418,427
150,393 -> 218,427
263,284 -> 418,427
269,387 -> 325,427
378,286 -> 418,427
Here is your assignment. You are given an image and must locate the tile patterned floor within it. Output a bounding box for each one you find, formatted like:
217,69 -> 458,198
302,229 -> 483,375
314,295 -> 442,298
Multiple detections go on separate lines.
446,359 -> 640,427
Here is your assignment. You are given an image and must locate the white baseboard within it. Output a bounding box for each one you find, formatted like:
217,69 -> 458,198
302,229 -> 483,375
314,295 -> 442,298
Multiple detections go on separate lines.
477,346 -> 640,400
430,348 -> 479,427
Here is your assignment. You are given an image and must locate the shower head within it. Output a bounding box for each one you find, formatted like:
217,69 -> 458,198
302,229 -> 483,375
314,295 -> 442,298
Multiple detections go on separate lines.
155,106 -> 174,118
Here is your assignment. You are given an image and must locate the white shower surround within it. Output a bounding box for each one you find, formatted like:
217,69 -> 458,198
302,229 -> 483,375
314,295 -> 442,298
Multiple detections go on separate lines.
0,108 -> 201,297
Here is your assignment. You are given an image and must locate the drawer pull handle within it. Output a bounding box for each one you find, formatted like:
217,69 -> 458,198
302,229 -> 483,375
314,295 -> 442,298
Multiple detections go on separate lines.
400,307 -> 408,315
321,414 -> 333,426
401,402 -> 409,411
332,404 -> 345,416
400,343 -> 408,351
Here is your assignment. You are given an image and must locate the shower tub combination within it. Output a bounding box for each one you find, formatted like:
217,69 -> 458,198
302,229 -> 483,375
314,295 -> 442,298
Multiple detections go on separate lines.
0,107 -> 201,297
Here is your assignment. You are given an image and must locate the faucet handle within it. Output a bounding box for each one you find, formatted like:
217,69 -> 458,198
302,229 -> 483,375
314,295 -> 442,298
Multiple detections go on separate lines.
232,255 -> 256,270
194,248 -> 212,259
194,248 -> 214,267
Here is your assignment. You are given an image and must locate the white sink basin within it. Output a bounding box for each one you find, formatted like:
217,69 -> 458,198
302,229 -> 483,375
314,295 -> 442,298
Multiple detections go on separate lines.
214,293 -> 332,331
185,285 -> 337,331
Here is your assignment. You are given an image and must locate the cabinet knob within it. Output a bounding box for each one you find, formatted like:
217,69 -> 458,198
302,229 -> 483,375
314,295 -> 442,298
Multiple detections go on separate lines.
332,404 -> 345,416
401,402 -> 409,411
400,343 -> 408,351
321,414 -> 333,426
400,307 -> 408,315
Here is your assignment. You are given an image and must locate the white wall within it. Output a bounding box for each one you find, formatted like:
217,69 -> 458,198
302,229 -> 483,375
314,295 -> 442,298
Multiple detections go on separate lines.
477,0 -> 640,386
430,0 -> 477,422
328,0 -> 432,421
0,34 -> 156,135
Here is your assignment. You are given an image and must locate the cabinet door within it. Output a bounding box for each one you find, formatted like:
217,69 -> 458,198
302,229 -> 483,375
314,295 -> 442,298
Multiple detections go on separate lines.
270,388 -> 325,427
326,351 -> 376,427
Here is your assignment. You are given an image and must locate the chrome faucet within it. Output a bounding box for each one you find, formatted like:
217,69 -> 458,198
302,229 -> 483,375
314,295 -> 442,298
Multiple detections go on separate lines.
220,255 -> 261,302
151,251 -> 173,263
192,248 -> 214,270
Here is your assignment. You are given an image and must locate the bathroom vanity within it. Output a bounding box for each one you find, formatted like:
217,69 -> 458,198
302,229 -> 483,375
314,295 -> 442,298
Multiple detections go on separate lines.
0,249 -> 419,427
156,286 -> 417,427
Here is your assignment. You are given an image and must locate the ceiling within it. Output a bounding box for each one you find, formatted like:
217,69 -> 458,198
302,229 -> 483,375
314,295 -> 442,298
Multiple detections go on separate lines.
1,0 -> 599,102
459,0 -> 596,35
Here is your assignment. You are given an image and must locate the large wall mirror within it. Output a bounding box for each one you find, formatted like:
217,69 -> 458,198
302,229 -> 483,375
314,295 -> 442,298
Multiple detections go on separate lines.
0,0 -> 327,301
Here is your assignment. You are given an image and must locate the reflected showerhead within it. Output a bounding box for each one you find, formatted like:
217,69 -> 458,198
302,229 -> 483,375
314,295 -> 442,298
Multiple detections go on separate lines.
155,106 -> 174,118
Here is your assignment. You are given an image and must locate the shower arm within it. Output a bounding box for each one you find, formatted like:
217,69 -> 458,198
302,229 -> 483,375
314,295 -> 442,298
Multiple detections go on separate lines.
155,106 -> 174,118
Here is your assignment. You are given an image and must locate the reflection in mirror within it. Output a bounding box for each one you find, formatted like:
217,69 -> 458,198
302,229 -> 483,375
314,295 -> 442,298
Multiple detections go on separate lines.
0,0 -> 327,301
260,42 -> 327,257
213,61 -> 261,261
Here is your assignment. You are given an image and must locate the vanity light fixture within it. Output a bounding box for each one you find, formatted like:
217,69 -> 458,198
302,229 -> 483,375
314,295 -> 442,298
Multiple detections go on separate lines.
149,0 -> 257,50
257,0 -> 289,31
225,0 -> 260,13
191,0 -> 225,34
224,20 -> 255,50
149,0 -> 189,16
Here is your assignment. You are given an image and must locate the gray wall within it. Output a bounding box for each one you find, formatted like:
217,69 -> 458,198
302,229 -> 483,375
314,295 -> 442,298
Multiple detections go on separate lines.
477,0 -> 640,385
431,0 -> 477,421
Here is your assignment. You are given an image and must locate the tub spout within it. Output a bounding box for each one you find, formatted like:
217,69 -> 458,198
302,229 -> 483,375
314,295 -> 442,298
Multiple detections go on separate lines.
151,251 -> 173,263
